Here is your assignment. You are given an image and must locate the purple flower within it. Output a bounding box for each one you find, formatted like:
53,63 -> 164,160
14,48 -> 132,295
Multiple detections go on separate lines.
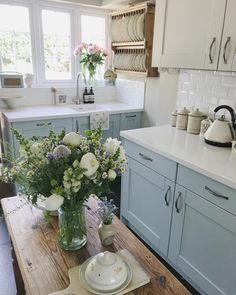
52,145 -> 71,159
47,153 -> 54,161
59,140 -> 65,145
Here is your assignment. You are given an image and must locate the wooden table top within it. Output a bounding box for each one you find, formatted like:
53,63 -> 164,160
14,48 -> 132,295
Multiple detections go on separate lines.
1,196 -> 191,295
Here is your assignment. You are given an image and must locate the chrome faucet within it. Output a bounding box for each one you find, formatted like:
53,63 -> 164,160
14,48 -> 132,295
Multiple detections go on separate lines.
76,72 -> 81,104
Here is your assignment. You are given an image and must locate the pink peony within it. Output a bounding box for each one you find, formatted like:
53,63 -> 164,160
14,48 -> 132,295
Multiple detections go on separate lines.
101,48 -> 109,56
73,42 -> 88,56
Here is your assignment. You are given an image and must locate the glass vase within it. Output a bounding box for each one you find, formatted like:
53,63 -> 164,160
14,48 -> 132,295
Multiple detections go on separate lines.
58,207 -> 87,251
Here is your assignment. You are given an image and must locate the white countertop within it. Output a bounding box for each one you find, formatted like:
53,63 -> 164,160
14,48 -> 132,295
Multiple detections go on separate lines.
120,125 -> 236,190
2,102 -> 143,122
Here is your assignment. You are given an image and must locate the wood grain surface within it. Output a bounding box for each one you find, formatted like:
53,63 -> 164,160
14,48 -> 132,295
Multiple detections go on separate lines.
1,196 -> 191,295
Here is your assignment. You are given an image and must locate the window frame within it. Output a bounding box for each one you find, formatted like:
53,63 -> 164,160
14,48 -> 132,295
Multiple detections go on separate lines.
0,0 -> 109,87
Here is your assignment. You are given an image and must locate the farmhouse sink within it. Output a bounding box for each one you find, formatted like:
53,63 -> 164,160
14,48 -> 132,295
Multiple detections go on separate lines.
69,104 -> 106,112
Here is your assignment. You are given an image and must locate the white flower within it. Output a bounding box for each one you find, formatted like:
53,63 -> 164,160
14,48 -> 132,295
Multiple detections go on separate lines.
108,169 -> 116,180
63,132 -> 81,147
104,138 -> 121,155
80,152 -> 99,178
118,146 -> 126,162
52,145 -> 71,158
45,194 -> 64,211
30,143 -> 43,156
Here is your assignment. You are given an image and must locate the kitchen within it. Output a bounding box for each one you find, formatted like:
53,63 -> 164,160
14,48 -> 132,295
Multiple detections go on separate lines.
0,0 -> 236,295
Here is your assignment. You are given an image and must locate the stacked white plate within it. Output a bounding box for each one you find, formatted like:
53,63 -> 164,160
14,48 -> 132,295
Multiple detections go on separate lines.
113,53 -> 146,72
110,13 -> 145,42
79,251 -> 132,295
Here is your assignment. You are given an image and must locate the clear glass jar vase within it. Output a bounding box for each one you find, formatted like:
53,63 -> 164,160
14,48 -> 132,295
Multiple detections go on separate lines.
58,206 -> 87,251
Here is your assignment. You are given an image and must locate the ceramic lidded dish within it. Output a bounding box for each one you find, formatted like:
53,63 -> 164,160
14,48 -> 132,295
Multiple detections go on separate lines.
82,251 -> 130,292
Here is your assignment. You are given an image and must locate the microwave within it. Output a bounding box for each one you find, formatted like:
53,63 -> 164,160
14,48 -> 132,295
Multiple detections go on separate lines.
0,73 -> 24,88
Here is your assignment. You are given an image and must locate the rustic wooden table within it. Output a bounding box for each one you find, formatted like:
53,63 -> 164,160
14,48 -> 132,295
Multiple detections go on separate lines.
1,196 -> 191,295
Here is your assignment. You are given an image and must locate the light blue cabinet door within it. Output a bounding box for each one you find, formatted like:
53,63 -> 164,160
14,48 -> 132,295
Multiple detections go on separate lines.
169,185 -> 236,295
121,156 -> 174,256
73,114 -> 120,142
120,112 -> 142,131
12,118 -> 73,157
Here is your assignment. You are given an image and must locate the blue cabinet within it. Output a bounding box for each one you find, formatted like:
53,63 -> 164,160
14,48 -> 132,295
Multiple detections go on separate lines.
11,118 -> 73,157
120,112 -> 142,131
121,139 -> 177,256
121,139 -> 236,295
73,114 -> 120,141
169,185 -> 236,295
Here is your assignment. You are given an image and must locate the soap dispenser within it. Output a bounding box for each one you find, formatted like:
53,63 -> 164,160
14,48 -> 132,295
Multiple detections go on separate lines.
89,87 -> 95,104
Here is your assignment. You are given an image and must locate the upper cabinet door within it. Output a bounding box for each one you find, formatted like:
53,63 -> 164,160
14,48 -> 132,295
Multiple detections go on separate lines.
152,0 -> 226,70
218,0 -> 236,71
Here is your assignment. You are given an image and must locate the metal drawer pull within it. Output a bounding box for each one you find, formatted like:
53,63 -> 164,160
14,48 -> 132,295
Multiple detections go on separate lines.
175,192 -> 182,213
209,37 -> 216,64
164,186 -> 171,206
204,186 -> 229,200
125,115 -> 137,118
36,123 -> 52,127
223,36 -> 231,64
139,153 -> 153,162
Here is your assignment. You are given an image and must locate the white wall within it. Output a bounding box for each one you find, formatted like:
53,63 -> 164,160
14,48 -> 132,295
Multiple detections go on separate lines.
143,71 -> 179,127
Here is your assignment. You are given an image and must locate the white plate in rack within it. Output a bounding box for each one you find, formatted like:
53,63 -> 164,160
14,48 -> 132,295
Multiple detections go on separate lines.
133,14 -> 140,41
137,13 -> 145,40
128,15 -> 136,41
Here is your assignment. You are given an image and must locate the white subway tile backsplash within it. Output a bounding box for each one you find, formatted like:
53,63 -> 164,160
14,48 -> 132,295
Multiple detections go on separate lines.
212,85 -> 229,96
177,70 -> 236,115
222,75 -> 236,87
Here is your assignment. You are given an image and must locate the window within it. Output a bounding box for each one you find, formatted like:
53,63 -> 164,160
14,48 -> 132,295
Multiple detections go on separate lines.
0,4 -> 33,74
81,15 -> 106,79
0,1 -> 108,86
41,9 -> 72,80
81,15 -> 106,48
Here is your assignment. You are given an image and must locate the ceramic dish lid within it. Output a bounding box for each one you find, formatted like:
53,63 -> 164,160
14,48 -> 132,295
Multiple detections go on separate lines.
84,251 -> 128,291
189,108 -> 204,117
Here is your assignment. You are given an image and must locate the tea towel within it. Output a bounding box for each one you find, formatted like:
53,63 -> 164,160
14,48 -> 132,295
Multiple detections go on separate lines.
90,112 -> 109,130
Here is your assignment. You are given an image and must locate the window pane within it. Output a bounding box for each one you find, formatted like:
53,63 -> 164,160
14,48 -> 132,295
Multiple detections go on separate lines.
42,10 -> 72,80
81,15 -> 106,79
0,5 -> 33,74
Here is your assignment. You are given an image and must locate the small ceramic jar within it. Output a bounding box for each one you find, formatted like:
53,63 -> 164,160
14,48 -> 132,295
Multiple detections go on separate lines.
187,108 -> 206,134
176,107 -> 190,130
170,110 -> 178,127
98,222 -> 116,246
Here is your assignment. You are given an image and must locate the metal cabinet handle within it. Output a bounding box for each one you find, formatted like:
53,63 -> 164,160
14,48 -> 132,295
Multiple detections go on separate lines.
223,37 -> 231,64
175,192 -> 182,213
139,153 -> 153,162
76,120 -> 79,133
204,186 -> 229,200
125,115 -> 137,118
164,186 -> 171,206
36,122 -> 52,127
209,37 -> 216,64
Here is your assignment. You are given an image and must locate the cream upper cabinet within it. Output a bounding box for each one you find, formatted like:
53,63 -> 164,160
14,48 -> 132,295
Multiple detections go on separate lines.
152,0 -> 227,70
218,0 -> 236,71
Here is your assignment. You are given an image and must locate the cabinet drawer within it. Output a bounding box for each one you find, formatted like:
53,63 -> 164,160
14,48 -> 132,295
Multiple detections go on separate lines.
177,165 -> 236,215
120,112 -> 141,131
123,139 -> 177,181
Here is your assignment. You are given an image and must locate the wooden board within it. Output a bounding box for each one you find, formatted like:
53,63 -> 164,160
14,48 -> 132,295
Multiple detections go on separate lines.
1,196 -> 191,295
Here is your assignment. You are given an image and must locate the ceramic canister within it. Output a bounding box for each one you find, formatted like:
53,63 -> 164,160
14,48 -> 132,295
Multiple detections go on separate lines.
187,108 -> 206,134
170,110 -> 178,127
176,107 -> 190,130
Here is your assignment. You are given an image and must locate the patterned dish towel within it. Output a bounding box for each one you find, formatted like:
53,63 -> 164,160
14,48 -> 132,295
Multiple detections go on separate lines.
90,112 -> 109,130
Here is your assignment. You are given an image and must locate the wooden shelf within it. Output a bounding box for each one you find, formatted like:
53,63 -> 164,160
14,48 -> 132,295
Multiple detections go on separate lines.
110,2 -> 158,77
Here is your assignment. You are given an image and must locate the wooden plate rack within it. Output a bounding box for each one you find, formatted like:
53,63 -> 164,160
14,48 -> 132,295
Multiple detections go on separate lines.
110,2 -> 158,77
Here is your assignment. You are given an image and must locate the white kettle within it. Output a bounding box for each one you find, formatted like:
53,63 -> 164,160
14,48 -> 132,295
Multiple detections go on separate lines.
204,105 -> 236,147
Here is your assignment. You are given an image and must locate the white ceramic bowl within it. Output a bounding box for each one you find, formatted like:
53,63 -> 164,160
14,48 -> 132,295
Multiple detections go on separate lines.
84,251 -> 128,292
